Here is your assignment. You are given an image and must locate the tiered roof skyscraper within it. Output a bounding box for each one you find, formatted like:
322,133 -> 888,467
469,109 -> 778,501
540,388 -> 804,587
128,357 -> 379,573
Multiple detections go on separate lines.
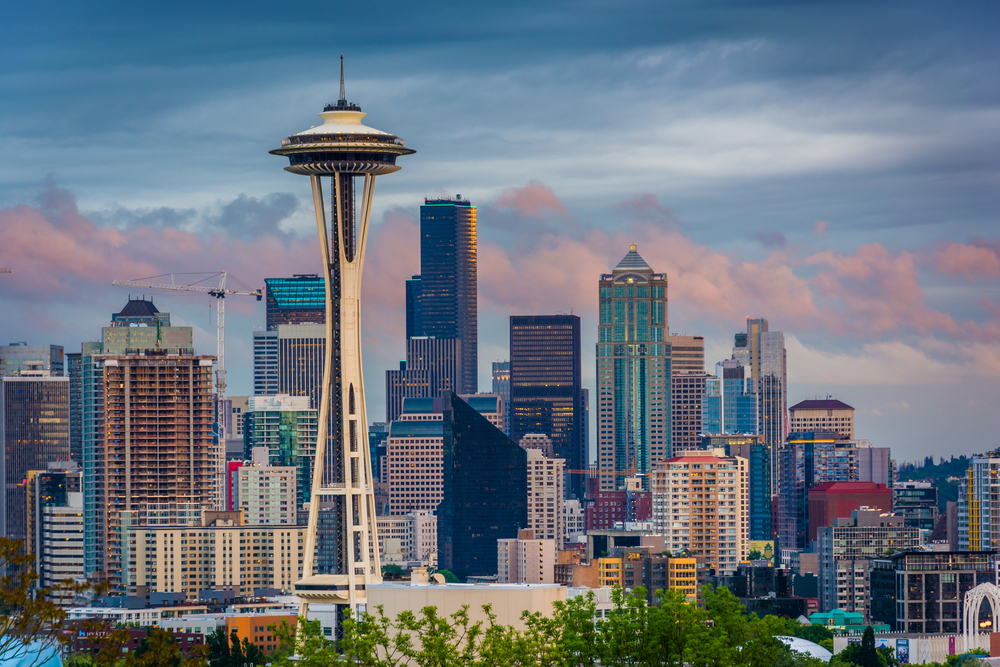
596,245 -> 669,490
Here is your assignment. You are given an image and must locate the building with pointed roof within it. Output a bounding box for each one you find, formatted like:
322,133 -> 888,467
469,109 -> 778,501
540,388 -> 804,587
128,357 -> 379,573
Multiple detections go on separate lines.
596,245 -> 669,491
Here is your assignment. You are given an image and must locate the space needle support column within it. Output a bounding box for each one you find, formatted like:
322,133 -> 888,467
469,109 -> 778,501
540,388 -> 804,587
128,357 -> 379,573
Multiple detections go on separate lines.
298,174 -> 333,625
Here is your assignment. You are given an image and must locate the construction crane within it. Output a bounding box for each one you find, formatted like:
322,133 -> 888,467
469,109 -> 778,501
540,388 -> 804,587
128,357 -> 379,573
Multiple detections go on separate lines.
111,271 -> 262,441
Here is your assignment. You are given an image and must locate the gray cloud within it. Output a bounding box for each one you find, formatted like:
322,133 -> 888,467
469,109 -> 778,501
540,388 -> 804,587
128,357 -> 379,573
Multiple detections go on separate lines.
753,229 -> 788,249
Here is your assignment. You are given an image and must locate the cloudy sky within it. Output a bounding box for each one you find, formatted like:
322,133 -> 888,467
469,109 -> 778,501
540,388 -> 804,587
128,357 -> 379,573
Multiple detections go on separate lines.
1,1 -> 997,462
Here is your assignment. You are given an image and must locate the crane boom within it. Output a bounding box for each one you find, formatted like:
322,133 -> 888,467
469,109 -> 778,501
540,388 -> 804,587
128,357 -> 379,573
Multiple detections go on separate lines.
111,271 -> 262,450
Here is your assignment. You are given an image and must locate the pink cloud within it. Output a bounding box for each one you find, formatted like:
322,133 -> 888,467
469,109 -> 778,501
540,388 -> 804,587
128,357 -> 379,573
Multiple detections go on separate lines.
931,240 -> 1000,279
815,220 -> 828,234
495,181 -> 568,218
361,211 -> 420,347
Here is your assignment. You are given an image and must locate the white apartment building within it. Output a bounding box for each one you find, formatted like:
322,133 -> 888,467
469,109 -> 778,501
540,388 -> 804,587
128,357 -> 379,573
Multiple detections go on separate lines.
377,510 -> 437,567
651,448 -> 748,575
526,448 -> 564,545
564,498 -> 585,543
498,529 -> 555,584
237,447 -> 297,525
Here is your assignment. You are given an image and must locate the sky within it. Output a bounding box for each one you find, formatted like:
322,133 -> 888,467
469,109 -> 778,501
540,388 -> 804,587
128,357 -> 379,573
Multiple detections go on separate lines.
0,1 -> 998,463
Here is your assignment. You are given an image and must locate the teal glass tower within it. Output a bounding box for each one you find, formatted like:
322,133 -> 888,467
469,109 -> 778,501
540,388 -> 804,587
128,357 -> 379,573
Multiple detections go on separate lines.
596,245 -> 669,490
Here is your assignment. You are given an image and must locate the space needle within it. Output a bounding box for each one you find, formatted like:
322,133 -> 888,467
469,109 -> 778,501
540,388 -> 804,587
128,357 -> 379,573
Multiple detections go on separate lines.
270,57 -> 415,623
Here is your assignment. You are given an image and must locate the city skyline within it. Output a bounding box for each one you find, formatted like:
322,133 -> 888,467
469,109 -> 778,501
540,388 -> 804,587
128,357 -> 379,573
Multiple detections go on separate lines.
1,2 -> 998,462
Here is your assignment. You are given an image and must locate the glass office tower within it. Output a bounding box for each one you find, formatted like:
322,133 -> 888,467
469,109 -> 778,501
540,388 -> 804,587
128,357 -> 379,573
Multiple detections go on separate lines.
1,375 -> 70,541
438,393 -> 526,581
510,315 -> 582,498
264,275 -> 326,329
596,245 -> 669,491
419,197 -> 478,394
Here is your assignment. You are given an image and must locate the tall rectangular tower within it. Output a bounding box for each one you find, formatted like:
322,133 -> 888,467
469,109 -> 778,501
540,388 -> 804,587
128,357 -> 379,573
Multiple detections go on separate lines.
732,318 -> 786,541
510,315 -> 582,498
419,197 -> 478,394
596,245 -> 669,490
384,337 -> 462,423
492,361 -> 511,436
1,374 -> 70,541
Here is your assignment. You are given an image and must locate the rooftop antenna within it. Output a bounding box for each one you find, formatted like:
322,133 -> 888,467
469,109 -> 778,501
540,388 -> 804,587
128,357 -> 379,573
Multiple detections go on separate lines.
339,54 -> 346,102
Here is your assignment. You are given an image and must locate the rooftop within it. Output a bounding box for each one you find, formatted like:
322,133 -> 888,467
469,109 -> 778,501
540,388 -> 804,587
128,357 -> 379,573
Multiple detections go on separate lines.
790,399 -> 854,411
117,298 -> 160,318
613,244 -> 652,272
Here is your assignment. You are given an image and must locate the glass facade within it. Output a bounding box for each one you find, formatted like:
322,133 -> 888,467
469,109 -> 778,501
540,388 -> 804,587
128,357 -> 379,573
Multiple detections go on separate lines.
491,361 -> 511,436
597,245 -> 669,490
957,453 -> 1000,552
265,275 -> 326,329
405,275 -> 422,339
438,393 -> 526,580
418,198 -> 478,394
0,344 -> 64,377
244,400 -> 318,511
510,315 -> 582,498
1,377 -> 70,541
731,318 -> 786,542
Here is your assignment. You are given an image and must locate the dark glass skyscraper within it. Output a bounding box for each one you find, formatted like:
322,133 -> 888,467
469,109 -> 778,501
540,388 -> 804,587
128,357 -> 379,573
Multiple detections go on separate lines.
438,393 -> 526,581
509,315 -> 583,498
405,275 -> 422,339
265,275 -> 325,329
419,198 -> 477,394
1,376 -> 70,541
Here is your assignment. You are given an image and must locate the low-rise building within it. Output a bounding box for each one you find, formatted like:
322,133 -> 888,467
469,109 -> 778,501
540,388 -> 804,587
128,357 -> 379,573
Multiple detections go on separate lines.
377,510 -> 437,567
498,529 -> 555,584
870,550 -> 996,634
237,448 -> 297,525
122,509 -> 305,601
817,508 -> 920,620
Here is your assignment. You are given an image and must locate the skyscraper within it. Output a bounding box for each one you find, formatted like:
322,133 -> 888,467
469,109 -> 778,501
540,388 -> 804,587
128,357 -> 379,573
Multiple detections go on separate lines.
789,399 -> 855,439
596,245 -> 669,490
405,275 -> 422,339
732,318 -> 786,541
25,461 -> 83,605
0,343 -> 64,377
438,393 -> 526,580
669,335 -> 704,453
253,330 -> 279,395
1,372 -> 70,541
492,361 -> 511,436
79,298 -> 218,585
510,315 -> 583,498
244,394 -> 318,512
418,197 -> 477,394
384,336 -> 462,423
265,275 -> 326,329
703,359 -> 758,435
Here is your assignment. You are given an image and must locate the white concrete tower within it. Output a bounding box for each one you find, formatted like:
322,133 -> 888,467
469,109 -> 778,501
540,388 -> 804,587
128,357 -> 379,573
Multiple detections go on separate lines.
270,58 -> 415,623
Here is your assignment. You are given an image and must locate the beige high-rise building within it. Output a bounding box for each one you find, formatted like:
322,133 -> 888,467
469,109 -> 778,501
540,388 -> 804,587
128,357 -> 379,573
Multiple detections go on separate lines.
789,399 -> 855,439
668,335 -> 704,375
519,433 -> 554,458
525,448 -> 564,544
668,335 -> 705,454
651,448 -> 748,575
498,529 -> 555,584
122,509 -> 304,600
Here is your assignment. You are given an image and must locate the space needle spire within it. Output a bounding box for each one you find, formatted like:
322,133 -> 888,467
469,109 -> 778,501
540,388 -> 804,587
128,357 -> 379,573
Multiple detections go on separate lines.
270,58 -> 415,630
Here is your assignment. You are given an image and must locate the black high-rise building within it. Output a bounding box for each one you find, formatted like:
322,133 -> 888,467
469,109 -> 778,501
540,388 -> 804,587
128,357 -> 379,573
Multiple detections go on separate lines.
438,393 -> 526,580
405,275 -> 422,339
419,198 -> 477,393
509,315 -> 583,498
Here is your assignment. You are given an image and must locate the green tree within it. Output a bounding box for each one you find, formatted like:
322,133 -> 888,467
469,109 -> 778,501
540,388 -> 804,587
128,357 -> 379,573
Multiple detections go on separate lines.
124,628 -> 182,667
747,549 -> 763,560
207,628 -> 265,667
0,537 -> 98,661
551,591 -> 600,667
435,569 -> 459,583
382,564 -> 404,580
858,626 -> 879,667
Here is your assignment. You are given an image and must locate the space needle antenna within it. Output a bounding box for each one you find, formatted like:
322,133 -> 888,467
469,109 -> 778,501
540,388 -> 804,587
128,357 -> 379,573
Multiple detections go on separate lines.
339,55 -> 346,102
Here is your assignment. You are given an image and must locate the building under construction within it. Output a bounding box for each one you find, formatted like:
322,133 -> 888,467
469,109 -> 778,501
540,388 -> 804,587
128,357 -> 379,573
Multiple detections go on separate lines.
80,299 -> 219,588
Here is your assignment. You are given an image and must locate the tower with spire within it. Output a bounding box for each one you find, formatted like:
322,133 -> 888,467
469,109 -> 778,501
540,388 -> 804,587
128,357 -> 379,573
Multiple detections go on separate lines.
270,59 -> 415,627
596,244 -> 670,491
